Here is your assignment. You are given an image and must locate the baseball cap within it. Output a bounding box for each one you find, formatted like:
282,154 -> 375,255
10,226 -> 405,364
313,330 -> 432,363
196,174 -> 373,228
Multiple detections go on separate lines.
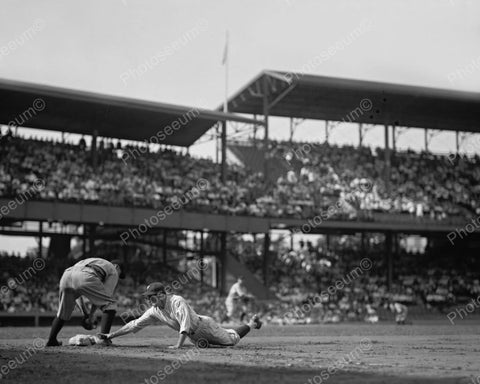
142,282 -> 166,297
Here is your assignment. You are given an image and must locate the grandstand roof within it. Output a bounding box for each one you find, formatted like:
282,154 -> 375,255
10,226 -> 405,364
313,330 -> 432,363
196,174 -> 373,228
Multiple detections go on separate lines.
0,78 -> 262,147
222,70 -> 480,133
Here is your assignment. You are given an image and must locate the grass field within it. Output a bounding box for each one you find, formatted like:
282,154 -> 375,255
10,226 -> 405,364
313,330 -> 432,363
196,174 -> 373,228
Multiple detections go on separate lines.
0,320 -> 478,383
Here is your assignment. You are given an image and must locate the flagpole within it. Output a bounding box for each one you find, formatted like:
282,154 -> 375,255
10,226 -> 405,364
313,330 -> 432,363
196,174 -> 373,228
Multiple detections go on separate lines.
221,30 -> 229,182
224,30 -> 229,114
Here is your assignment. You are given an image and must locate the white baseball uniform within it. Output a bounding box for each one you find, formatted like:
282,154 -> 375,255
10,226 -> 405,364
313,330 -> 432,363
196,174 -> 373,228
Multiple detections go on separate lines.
122,294 -> 240,346
391,302 -> 408,323
225,281 -> 247,317
57,258 -> 118,320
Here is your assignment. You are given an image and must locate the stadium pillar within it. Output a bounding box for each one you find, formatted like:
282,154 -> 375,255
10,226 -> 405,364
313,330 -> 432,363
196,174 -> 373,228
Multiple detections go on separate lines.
456,131 -> 460,154
200,231 -> 204,286
359,123 -> 363,147
82,227 -> 86,257
289,118 -> 294,143
38,221 -> 43,259
88,224 -> 96,257
262,77 -> 270,178
384,125 -> 391,195
325,121 -> 330,143
219,232 -> 227,295
425,128 -> 429,152
221,120 -> 227,183
91,130 -> 98,168
263,232 -> 270,287
385,231 -> 393,290
392,126 -> 396,152
162,229 -> 167,264
361,232 -> 366,257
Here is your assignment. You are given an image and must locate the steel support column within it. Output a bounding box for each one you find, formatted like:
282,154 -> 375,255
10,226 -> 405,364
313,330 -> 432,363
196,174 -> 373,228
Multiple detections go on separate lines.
38,221 -> 43,259
262,77 -> 270,178
384,125 -> 391,195
221,120 -> 227,183
385,231 -> 393,290
263,232 -> 270,288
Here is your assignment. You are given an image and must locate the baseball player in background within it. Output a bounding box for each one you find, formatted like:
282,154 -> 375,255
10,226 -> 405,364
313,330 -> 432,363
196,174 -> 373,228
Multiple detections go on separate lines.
99,282 -> 262,348
46,257 -> 125,346
389,302 -> 409,325
223,276 -> 252,323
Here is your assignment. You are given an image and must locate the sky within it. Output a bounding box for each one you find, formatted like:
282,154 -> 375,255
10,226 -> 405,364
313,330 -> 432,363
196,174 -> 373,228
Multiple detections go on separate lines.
1,0 -> 479,252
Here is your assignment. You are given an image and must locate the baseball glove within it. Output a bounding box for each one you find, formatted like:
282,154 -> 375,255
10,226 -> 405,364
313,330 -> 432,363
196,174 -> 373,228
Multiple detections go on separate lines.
81,316 -> 96,330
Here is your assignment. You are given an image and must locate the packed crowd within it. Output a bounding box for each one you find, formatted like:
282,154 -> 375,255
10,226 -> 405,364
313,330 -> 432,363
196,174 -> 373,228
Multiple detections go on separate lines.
233,234 -> 480,324
1,135 -> 479,221
266,140 -> 479,219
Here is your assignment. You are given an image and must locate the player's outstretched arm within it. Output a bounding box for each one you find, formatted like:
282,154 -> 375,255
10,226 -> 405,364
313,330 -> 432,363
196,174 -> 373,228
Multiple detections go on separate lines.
169,332 -> 188,349
99,321 -> 135,340
99,307 -> 157,340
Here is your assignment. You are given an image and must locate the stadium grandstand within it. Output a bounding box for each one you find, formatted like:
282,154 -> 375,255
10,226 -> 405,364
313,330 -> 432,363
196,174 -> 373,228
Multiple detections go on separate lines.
1,71 -> 480,326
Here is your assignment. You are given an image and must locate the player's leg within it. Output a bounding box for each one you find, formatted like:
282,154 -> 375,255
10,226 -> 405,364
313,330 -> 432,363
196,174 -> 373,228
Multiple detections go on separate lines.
47,289 -> 77,346
192,314 -> 262,347
222,298 -> 235,322
47,271 -> 77,346
76,275 -> 117,335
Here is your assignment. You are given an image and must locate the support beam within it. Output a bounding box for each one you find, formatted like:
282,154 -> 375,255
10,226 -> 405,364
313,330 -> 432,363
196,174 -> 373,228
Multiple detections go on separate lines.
325,120 -> 330,143
82,225 -> 86,257
456,131 -> 460,154
425,128 -> 429,152
392,126 -> 396,152
263,232 -> 270,287
162,229 -> 167,264
359,123 -> 363,147
38,221 -> 43,259
384,125 -> 391,195
200,231 -> 204,286
289,118 -> 294,143
91,130 -> 98,168
385,231 -> 393,290
219,232 -> 227,295
262,77 -> 270,178
221,120 -> 227,183
88,224 -> 96,257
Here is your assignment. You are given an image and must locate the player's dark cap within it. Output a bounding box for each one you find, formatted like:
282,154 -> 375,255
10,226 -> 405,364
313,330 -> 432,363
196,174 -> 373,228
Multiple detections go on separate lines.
110,259 -> 126,279
142,282 -> 166,296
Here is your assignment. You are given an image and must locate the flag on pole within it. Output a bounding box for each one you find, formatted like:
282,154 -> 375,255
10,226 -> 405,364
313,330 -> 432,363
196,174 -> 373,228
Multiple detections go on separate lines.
222,30 -> 229,65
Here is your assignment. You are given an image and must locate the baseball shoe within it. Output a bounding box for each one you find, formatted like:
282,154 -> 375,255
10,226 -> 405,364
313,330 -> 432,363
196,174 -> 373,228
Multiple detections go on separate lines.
46,339 -> 62,347
251,314 -> 262,329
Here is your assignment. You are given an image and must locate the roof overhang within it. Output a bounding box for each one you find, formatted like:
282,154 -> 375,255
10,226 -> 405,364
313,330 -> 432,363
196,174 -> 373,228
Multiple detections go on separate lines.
0,78 -> 263,147
221,70 -> 480,133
